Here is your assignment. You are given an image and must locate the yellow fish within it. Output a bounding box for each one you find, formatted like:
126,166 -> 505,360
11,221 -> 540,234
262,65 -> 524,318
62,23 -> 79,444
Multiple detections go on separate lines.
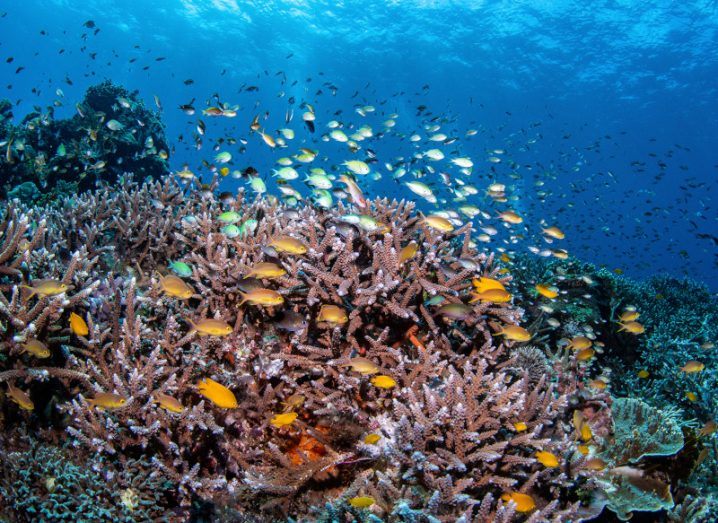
88,392 -> 127,409
21,338 -> 51,358
576,347 -> 595,361
535,450 -> 559,468
551,249 -> 569,260
7,383 -> 34,411
69,312 -> 89,336
585,457 -> 607,471
566,336 -> 592,351
513,421 -> 528,432
637,370 -> 650,379
259,130 -> 276,148
498,211 -> 523,224
317,304 -> 348,325
686,391 -> 698,402
198,378 -> 238,408
618,321 -> 645,334
348,496 -> 375,509
246,262 -> 286,279
577,444 -> 590,455
619,310 -> 640,322
573,411 -> 593,442
239,288 -> 284,307
270,411 -> 298,428
542,226 -> 565,239
680,360 -> 704,373
469,289 -> 511,303
188,318 -> 233,336
398,242 -> 419,264
497,325 -> 532,342
23,279 -> 70,298
154,392 -> 184,413
535,284 -> 558,299
500,492 -> 535,513
159,274 -> 194,299
423,214 -> 454,232
472,277 -> 506,294
588,378 -> 608,390
364,433 -> 381,444
342,357 -> 380,375
269,235 -> 307,255
370,375 -> 397,389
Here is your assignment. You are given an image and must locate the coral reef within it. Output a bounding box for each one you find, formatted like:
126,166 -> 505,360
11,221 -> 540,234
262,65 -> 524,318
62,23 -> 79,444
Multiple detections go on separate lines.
596,399 -> 685,521
603,398 -> 684,464
0,175 -> 611,521
0,436 -> 174,522
506,253 -> 718,521
0,81 -> 169,201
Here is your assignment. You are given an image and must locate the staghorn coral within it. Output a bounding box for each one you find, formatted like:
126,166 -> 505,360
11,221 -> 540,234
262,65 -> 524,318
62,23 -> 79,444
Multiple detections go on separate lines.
0,175 -> 610,521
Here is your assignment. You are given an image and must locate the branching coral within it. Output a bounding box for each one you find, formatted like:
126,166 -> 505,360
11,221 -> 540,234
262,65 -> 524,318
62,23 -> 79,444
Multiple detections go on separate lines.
0,175 -> 610,520
0,438 -> 174,522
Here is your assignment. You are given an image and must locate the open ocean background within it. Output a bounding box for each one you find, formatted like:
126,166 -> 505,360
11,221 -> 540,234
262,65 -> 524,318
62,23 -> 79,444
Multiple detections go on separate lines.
1,0 -> 717,287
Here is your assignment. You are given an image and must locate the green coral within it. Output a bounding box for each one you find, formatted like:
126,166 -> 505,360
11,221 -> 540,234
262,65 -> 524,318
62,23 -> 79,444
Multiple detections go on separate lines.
603,473 -> 674,521
602,398 -> 684,464
0,442 -> 172,522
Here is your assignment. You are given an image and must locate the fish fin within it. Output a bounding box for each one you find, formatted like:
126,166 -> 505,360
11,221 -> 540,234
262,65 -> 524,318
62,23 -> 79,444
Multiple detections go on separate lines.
238,292 -> 248,307
20,285 -> 37,298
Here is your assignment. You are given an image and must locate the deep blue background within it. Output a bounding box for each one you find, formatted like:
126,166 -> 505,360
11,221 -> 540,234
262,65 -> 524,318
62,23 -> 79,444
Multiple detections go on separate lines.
1,0 -> 716,289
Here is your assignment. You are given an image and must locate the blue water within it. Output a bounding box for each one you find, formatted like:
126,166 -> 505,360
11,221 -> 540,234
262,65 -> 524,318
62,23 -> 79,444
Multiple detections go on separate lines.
2,0 -> 717,288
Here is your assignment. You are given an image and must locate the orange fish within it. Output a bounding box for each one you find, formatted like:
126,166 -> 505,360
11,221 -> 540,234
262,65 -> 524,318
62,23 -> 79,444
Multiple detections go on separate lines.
469,289 -> 511,303
497,325 -> 531,342
535,284 -> 558,299
7,383 -> 34,410
680,361 -> 705,373
618,321 -> 645,334
69,312 -> 89,336
501,492 -> 535,512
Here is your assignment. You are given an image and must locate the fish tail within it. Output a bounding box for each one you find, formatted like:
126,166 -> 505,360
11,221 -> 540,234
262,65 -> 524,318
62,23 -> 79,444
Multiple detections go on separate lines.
20,285 -> 37,298
238,292 -> 248,307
